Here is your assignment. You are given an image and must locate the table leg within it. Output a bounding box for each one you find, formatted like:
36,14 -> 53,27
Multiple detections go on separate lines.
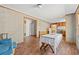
48,45 -> 54,53
40,43 -> 54,54
44,44 -> 49,51
40,42 -> 45,50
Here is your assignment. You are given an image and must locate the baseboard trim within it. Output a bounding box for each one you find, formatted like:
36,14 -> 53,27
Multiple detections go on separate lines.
65,40 -> 76,45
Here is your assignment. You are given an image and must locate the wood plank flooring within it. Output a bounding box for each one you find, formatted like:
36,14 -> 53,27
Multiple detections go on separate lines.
14,36 -> 79,55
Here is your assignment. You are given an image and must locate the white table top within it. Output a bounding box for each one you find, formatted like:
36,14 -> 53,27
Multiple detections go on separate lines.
41,33 -> 62,39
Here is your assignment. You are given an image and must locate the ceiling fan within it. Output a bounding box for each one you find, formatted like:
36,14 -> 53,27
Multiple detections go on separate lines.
36,4 -> 42,8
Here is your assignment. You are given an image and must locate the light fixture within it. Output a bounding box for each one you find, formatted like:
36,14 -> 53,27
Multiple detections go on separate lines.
37,4 -> 42,8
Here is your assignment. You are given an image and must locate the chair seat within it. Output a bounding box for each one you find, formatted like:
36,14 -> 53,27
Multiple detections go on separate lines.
0,45 -> 10,54
0,39 -> 17,55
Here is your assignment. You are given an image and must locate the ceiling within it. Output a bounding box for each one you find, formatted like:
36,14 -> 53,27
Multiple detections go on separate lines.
1,4 -> 78,23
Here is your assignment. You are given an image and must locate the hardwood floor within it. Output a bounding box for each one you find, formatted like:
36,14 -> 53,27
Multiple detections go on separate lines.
14,36 -> 79,55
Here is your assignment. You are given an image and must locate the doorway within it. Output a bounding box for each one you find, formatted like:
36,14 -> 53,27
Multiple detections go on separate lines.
24,18 -> 37,38
30,20 -> 37,36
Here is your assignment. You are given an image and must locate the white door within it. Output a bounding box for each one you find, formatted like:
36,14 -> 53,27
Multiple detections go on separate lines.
24,19 -> 32,37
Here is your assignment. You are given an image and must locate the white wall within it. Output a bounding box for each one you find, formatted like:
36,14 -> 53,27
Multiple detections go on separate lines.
0,6 -> 25,43
65,14 -> 76,43
36,20 -> 50,37
0,7 -> 5,33
75,14 -> 79,49
0,6 -> 50,43
39,20 -> 50,31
